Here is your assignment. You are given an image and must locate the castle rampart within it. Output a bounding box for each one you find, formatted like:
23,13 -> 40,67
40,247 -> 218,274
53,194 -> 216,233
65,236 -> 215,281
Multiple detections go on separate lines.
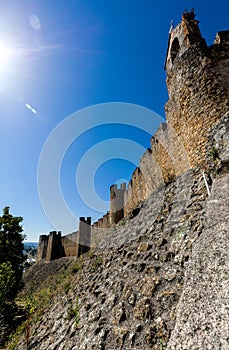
76,217 -> 91,257
110,184 -> 127,224
37,231 -> 79,262
46,231 -> 64,262
37,11 -> 229,262
37,235 -> 49,261
61,232 -> 78,257
165,11 -> 229,169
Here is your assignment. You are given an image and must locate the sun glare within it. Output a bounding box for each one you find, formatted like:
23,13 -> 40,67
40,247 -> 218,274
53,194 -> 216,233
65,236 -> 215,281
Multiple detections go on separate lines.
0,41 -> 14,67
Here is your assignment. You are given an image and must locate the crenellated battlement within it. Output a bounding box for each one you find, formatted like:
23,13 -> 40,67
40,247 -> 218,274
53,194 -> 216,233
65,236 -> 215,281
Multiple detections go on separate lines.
76,217 -> 91,257
110,183 -> 127,224
37,11 -> 229,262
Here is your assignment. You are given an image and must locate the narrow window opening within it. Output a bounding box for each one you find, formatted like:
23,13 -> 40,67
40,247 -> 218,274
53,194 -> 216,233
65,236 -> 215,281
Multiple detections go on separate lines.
170,37 -> 180,63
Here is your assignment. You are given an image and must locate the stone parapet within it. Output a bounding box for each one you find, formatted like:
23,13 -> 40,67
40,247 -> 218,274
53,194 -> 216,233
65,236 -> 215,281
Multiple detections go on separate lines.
37,11 -> 229,262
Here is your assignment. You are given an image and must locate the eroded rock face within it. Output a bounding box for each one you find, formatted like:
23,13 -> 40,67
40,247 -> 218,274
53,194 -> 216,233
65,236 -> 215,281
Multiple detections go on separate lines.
15,169 -> 212,350
168,174 -> 229,350
206,112 -> 229,175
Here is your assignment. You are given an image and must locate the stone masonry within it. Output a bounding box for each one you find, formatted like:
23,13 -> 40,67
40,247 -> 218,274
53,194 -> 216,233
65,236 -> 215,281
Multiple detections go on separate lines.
37,217 -> 92,262
15,11 -> 229,350
165,11 -> 229,169
37,10 -> 229,264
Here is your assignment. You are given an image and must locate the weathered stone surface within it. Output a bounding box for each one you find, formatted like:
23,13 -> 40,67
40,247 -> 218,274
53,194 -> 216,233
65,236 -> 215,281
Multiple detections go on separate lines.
206,112 -> 229,176
14,169 -> 213,350
168,174 -> 229,350
12,11 -> 229,350
165,14 -> 229,171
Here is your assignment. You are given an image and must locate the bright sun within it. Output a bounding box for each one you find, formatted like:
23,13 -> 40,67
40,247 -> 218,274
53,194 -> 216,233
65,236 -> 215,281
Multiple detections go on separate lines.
0,42 -> 14,67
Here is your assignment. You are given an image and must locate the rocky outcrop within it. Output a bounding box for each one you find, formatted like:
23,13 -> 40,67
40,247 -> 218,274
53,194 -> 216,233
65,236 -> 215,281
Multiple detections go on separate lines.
15,168 -> 212,350
168,174 -> 229,350
165,113 -> 229,349
11,11 -> 228,350
11,115 -> 229,349
206,112 -> 229,176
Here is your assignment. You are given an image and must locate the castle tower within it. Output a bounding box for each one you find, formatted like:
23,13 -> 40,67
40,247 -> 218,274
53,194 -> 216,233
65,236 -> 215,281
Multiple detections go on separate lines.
110,183 -> 126,224
37,234 -> 49,261
76,217 -> 91,257
164,10 -> 229,169
46,231 -> 65,262
165,10 -> 206,76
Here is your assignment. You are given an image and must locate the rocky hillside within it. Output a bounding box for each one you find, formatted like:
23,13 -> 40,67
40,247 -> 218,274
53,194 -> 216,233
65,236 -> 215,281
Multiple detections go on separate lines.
6,114 -> 228,350
168,173 -> 229,349
9,170 -> 207,349
1,9 -> 227,348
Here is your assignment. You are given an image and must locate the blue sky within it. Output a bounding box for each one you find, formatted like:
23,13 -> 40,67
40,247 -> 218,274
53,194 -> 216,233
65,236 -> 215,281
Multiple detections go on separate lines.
0,0 -> 228,241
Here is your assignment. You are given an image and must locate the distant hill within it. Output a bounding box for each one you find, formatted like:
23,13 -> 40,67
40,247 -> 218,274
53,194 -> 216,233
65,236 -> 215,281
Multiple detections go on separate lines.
23,242 -> 38,250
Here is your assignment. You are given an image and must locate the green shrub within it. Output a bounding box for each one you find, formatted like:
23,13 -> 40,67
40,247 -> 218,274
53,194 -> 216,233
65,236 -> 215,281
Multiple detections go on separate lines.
65,297 -> 80,327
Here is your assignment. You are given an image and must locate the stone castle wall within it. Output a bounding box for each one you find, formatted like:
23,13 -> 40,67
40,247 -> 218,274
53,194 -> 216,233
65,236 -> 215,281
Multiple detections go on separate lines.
37,230 -> 79,262
18,109 -> 229,349
165,13 -> 229,170
37,12 -> 229,262
36,235 -> 49,261
76,217 -> 91,257
45,231 -> 63,262
123,13 -> 228,220
61,232 -> 78,257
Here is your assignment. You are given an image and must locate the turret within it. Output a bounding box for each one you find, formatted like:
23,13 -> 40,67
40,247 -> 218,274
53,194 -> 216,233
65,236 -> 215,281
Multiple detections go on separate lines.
164,10 -> 229,168
110,183 -> 127,224
46,231 -> 64,262
76,217 -> 91,257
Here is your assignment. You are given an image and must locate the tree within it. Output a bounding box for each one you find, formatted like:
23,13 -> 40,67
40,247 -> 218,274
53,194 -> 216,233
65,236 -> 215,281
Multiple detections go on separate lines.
0,207 -> 25,300
0,262 -> 16,308
0,207 -> 25,344
0,262 -> 16,344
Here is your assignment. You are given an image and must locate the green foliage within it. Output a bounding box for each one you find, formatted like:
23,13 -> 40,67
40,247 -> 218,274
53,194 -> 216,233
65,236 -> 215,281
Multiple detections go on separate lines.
6,322 -> 26,350
66,297 -> 80,327
12,270 -> 81,347
93,256 -> 103,271
25,287 -> 53,322
70,260 -> 83,274
174,226 -> 186,241
118,218 -> 126,226
208,146 -> 219,161
6,248 -> 101,347
0,207 -> 25,299
0,313 -> 5,346
157,339 -> 166,350
63,279 -> 71,294
0,262 -> 16,310
0,207 -> 25,346
0,262 -> 16,342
